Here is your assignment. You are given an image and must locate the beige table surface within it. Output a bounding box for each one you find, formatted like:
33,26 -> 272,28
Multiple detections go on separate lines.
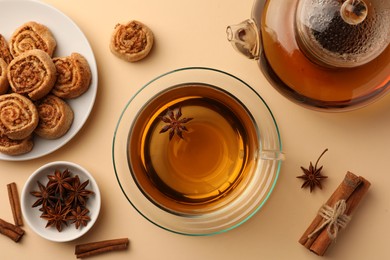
1,0 -> 389,259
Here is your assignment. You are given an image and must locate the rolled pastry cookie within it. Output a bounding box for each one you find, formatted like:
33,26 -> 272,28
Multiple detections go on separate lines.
9,21 -> 56,57
52,53 -> 91,99
0,34 -> 13,64
0,93 -> 39,140
110,20 -> 154,62
34,95 -> 74,139
7,49 -> 57,100
0,59 -> 9,94
0,135 -> 33,155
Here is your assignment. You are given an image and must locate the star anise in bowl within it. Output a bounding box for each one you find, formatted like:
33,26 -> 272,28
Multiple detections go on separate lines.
68,206 -> 91,229
46,168 -> 74,199
30,168 -> 94,232
21,161 -> 101,242
40,202 -> 71,232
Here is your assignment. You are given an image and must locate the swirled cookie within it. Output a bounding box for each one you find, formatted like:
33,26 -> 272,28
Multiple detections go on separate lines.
9,21 -> 56,57
0,93 -> 39,140
7,49 -> 57,100
110,20 -> 154,62
0,34 -> 13,64
0,135 -> 33,155
52,53 -> 91,99
34,95 -> 74,139
0,59 -> 9,94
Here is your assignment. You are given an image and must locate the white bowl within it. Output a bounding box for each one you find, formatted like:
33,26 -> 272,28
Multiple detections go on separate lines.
21,161 -> 101,242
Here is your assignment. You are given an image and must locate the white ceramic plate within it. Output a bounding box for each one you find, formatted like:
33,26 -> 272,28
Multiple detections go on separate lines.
0,0 -> 98,161
21,161 -> 101,242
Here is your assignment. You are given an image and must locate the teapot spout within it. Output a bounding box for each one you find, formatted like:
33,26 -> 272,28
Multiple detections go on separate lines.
226,19 -> 260,60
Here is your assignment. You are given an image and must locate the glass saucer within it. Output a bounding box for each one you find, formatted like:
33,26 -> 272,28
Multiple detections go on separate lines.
112,67 -> 283,235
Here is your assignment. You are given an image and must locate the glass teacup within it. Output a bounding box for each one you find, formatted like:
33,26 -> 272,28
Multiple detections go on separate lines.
113,67 -> 284,235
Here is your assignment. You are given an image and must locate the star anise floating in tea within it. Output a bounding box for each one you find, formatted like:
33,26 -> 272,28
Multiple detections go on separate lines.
297,149 -> 328,192
30,169 -> 94,232
159,107 -> 193,140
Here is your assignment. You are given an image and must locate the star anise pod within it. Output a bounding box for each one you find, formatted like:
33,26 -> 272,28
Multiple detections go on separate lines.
40,202 -> 71,232
47,168 -> 74,199
30,181 -> 57,209
63,175 -> 94,207
159,107 -> 193,140
297,148 -> 328,192
67,206 -> 91,229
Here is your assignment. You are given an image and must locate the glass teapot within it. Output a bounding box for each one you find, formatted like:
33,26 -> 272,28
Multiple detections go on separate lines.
227,0 -> 390,112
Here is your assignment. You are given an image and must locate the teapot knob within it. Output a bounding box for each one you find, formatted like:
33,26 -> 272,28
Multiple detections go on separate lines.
226,19 -> 260,60
340,0 -> 368,25
296,0 -> 389,68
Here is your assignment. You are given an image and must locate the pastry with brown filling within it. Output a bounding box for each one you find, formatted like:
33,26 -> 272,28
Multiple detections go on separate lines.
0,93 -> 39,140
0,58 -> 9,94
0,135 -> 33,155
9,21 -> 56,57
7,49 -> 57,100
110,20 -> 154,62
0,34 -> 13,64
52,53 -> 91,99
34,95 -> 74,139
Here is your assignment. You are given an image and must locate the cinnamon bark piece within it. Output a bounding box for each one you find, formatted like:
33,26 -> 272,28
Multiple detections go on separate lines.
0,218 -> 24,242
75,238 -> 129,258
7,182 -> 23,226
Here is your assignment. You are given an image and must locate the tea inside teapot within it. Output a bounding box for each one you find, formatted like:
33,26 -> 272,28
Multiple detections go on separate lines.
296,0 -> 390,68
227,0 -> 390,111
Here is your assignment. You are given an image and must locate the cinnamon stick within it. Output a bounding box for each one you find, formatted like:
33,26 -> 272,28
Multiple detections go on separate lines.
7,182 -> 23,226
0,218 -> 25,242
299,171 -> 371,256
75,238 -> 129,258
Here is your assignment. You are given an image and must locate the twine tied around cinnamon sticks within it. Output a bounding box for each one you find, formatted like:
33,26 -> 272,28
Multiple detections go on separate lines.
299,171 -> 370,256
308,200 -> 351,240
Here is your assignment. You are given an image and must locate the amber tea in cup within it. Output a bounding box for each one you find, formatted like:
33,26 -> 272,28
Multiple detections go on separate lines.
114,67 -> 283,235
128,84 -> 259,215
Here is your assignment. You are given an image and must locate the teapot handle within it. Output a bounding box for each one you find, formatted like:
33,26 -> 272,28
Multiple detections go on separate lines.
226,19 -> 260,59
226,0 -> 266,60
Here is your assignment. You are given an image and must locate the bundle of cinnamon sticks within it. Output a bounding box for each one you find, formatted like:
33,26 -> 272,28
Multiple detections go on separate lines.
299,171 -> 370,256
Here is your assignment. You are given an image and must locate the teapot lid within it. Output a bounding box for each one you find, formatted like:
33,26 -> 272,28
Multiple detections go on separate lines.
295,0 -> 390,68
